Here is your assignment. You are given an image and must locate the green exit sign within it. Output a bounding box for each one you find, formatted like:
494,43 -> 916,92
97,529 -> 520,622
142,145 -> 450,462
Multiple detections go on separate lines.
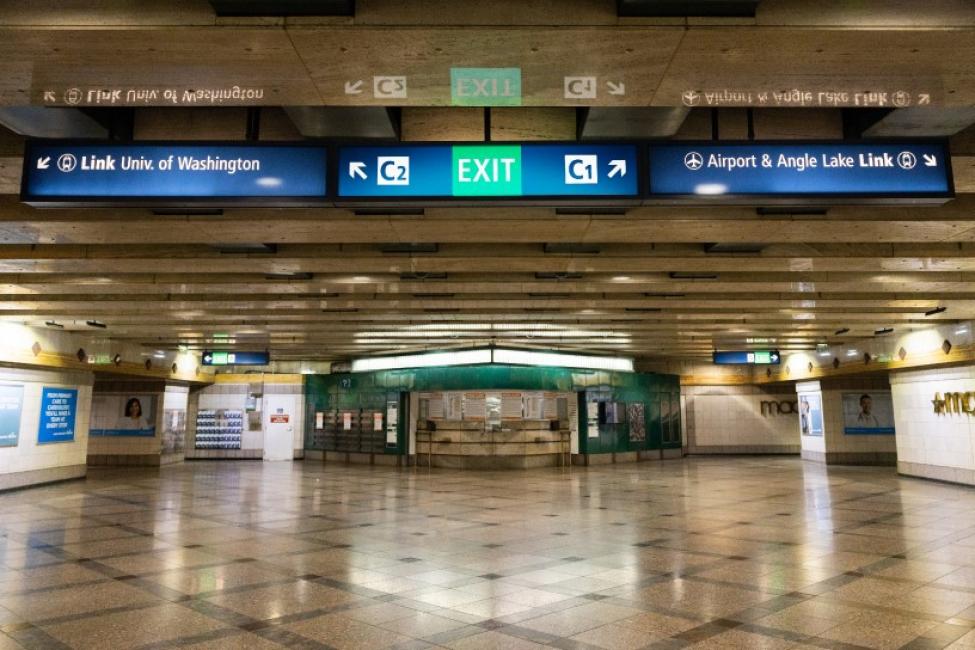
450,68 -> 522,106
451,145 -> 522,196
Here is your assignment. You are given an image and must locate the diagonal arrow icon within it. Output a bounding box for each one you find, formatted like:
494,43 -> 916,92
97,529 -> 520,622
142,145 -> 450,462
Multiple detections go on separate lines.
606,81 -> 626,96
42,91 -> 56,103
36,156 -> 50,170
608,159 -> 627,178
349,161 -> 367,179
922,154 -> 937,167
344,80 -> 364,95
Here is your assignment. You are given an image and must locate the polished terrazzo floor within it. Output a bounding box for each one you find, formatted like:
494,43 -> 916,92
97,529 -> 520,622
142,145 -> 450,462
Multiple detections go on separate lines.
2,458 -> 975,650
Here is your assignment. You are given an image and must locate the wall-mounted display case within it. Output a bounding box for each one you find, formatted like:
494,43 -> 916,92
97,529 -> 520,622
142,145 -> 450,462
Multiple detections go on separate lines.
194,409 -> 243,449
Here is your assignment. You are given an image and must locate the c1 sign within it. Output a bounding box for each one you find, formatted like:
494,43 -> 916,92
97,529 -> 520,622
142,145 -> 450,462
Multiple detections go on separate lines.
338,143 -> 638,203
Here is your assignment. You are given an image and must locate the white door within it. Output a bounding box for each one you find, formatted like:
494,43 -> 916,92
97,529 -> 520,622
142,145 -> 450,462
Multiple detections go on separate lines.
264,395 -> 295,461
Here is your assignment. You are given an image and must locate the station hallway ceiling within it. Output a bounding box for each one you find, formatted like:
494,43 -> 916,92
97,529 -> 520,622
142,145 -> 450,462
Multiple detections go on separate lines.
1,1 -> 975,363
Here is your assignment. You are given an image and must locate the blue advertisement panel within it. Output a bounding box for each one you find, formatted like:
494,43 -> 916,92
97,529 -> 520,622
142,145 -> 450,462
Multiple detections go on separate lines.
842,392 -> 896,435
799,392 -> 824,437
21,141 -> 328,206
648,141 -> 952,200
90,394 -> 156,437
0,384 -> 24,447
338,143 -> 638,199
37,387 -> 78,444
713,350 -> 781,365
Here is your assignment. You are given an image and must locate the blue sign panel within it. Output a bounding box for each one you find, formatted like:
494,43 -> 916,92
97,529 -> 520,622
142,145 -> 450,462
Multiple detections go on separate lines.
649,141 -> 952,201
22,141 -> 328,206
338,143 -> 638,200
201,350 -> 270,366
713,350 -> 781,365
0,384 -> 24,447
38,387 -> 78,444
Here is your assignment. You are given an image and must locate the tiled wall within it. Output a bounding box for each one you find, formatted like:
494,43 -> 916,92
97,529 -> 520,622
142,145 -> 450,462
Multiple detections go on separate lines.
0,367 -> 94,490
684,385 -> 800,454
890,365 -> 975,486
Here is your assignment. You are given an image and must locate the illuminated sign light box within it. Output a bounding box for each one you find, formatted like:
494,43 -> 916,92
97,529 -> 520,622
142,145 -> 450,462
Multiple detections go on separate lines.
648,141 -> 953,205
21,140 -> 328,207
350,348 -> 633,373
713,350 -> 781,365
201,350 -> 270,366
337,143 -> 639,206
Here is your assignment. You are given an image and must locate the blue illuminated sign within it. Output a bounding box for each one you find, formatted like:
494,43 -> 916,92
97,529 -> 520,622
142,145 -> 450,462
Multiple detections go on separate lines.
0,384 -> 24,447
338,143 -> 638,200
37,387 -> 78,444
649,141 -> 952,201
713,350 -> 781,365
22,141 -> 328,206
201,350 -> 270,366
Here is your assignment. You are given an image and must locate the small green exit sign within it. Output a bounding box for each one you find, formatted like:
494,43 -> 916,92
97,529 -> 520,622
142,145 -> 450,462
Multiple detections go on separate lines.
450,68 -> 522,106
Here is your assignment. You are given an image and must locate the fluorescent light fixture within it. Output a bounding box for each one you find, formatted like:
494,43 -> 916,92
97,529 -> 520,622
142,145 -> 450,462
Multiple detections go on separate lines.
834,328 -> 850,335
493,348 -> 633,372
955,327 -> 969,335
44,320 -> 64,328
153,351 -> 166,358
693,183 -> 728,195
351,349 -> 491,372
875,327 -> 894,335
350,347 -> 634,373
925,306 -> 947,316
85,320 -> 107,329
846,349 -> 858,357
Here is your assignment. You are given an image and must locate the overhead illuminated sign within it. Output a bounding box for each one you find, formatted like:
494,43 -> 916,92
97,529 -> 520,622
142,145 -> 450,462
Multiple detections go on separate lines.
338,143 -> 638,202
21,141 -> 328,207
350,348 -> 633,372
201,350 -> 270,366
713,350 -> 781,365
648,141 -> 952,204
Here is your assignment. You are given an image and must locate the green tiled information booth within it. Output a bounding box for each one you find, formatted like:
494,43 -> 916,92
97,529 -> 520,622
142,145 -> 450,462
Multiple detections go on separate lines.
304,364 -> 681,467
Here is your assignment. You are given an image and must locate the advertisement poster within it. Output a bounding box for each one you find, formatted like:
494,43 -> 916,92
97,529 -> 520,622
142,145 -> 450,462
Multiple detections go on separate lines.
38,387 -> 78,444
0,384 -> 24,447
161,409 -> 186,454
798,392 -> 824,437
842,392 -> 896,434
90,394 -> 156,437
627,402 -> 646,442
587,401 -> 600,438
386,401 -> 398,444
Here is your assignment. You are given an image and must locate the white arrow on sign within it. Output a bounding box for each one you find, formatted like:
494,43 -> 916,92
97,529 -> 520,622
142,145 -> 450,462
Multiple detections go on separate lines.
922,154 -> 937,167
608,159 -> 627,178
36,156 -> 50,170
203,353 -> 213,363
349,161 -> 368,179
606,81 -> 626,96
770,353 -> 780,363
42,91 -> 56,103
344,80 -> 364,95
918,93 -> 931,105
